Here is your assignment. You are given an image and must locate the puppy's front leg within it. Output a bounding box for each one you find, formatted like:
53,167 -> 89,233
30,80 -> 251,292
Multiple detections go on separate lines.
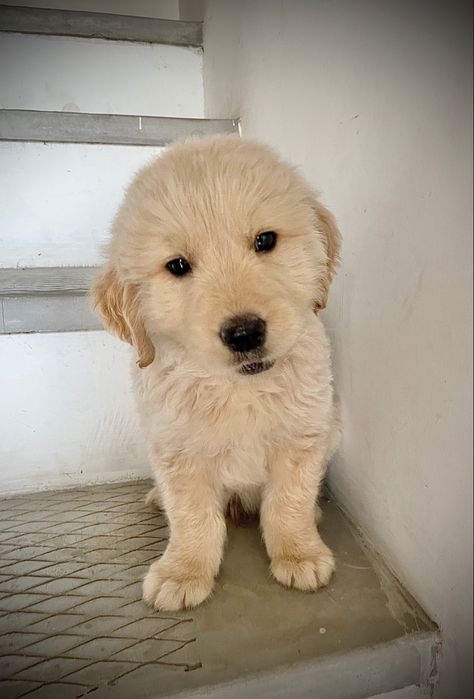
261,442 -> 335,591
143,460 -> 226,611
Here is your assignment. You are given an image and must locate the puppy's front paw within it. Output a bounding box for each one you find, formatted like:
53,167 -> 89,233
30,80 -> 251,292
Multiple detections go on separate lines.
143,559 -> 214,611
271,546 -> 335,591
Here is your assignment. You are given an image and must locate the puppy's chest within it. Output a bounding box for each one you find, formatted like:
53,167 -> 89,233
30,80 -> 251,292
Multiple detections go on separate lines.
178,385 -> 286,451
141,371 -> 299,456
178,386 -> 281,488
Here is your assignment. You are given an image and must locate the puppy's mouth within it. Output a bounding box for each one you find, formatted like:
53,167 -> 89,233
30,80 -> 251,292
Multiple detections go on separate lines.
239,359 -> 274,376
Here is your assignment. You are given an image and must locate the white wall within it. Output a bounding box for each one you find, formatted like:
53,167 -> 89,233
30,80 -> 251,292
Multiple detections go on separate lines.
179,0 -> 203,21
203,2 -> 473,698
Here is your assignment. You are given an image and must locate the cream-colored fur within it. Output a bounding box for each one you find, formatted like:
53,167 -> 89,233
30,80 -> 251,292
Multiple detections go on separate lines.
92,135 -> 341,611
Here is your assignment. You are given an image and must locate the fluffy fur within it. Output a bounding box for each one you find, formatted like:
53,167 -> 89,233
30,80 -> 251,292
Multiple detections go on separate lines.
92,135 -> 341,611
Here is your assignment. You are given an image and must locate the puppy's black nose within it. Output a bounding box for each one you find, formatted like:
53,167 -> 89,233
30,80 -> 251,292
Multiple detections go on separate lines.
220,314 -> 266,353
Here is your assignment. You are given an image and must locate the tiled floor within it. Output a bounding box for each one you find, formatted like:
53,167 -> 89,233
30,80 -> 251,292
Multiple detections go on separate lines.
0,481 -> 199,699
0,480 -> 437,699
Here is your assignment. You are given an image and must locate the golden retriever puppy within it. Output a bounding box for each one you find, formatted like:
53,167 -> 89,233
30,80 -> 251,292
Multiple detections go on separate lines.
92,135 -> 341,611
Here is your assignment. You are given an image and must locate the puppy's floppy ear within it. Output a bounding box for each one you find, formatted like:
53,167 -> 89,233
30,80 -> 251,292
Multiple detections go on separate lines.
311,199 -> 342,312
91,266 -> 155,368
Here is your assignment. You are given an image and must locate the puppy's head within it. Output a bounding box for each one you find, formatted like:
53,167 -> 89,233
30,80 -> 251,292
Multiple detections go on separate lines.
92,136 -> 341,375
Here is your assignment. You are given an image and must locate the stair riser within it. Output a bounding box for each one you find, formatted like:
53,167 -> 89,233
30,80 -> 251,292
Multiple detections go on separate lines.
0,331 -> 147,493
0,34 -> 203,117
0,142 -> 164,267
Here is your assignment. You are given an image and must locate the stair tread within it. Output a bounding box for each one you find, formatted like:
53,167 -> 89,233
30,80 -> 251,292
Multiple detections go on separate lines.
0,4 -> 202,47
0,481 -> 438,698
0,267 -> 100,334
0,266 -> 98,296
0,109 -> 239,146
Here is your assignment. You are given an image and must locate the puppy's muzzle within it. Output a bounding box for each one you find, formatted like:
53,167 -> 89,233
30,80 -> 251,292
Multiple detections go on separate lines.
219,314 -> 266,353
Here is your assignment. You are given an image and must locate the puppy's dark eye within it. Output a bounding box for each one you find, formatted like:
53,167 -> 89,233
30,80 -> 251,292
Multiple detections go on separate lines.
166,258 -> 191,276
255,231 -> 277,252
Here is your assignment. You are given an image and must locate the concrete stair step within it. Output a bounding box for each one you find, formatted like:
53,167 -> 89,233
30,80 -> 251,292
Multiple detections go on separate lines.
0,4 -> 202,47
0,109 -> 238,146
0,33 -> 204,118
0,266 -> 99,334
0,115 -> 238,277
0,480 -> 439,698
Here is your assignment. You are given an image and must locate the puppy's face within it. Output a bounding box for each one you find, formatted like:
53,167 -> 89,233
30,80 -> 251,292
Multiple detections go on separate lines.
93,137 -> 340,375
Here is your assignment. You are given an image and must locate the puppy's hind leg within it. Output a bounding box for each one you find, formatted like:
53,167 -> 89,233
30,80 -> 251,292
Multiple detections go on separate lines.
226,488 -> 261,527
314,402 -> 342,525
145,484 -> 164,510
